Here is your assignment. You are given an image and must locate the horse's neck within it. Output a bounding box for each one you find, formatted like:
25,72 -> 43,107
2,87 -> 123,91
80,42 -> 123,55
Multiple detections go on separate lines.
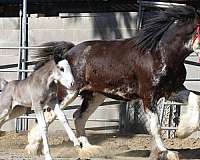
29,62 -> 55,89
160,32 -> 191,66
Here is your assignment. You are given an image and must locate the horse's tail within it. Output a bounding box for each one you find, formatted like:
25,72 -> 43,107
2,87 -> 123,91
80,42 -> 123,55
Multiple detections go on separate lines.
0,78 -> 8,91
32,41 -> 75,63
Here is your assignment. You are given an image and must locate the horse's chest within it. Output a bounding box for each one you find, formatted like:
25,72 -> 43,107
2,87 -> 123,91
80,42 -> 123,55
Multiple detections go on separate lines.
154,64 -> 186,97
152,64 -> 167,86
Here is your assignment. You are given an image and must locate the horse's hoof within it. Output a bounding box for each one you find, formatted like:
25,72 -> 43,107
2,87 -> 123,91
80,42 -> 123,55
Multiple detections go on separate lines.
75,145 -> 81,150
150,150 -> 179,160
166,151 -> 179,160
78,145 -> 104,159
176,125 -> 198,139
149,148 -> 161,160
158,151 -> 179,160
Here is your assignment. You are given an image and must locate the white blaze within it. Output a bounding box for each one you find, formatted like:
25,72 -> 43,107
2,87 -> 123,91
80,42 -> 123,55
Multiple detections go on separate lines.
56,59 -> 74,89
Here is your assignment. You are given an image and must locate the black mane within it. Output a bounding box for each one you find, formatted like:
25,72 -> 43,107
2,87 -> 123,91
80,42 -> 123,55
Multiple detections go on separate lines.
33,41 -> 75,70
135,6 -> 196,53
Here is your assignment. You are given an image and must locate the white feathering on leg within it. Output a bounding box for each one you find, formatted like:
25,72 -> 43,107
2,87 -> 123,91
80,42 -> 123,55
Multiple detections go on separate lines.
78,136 -> 105,159
25,109 -> 56,155
177,92 -> 200,138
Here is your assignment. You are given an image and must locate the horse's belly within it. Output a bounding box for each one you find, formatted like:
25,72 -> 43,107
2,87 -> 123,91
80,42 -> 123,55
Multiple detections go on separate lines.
83,83 -> 139,101
103,87 -> 139,100
103,92 -> 139,101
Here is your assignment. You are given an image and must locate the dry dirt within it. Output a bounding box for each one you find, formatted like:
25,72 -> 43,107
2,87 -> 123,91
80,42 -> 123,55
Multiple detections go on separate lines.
0,131 -> 200,160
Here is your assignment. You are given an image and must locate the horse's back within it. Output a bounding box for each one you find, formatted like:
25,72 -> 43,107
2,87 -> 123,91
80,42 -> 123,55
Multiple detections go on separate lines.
66,39 -> 143,99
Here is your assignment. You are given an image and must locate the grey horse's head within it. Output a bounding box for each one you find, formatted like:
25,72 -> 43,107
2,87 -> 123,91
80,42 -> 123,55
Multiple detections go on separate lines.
53,59 -> 74,89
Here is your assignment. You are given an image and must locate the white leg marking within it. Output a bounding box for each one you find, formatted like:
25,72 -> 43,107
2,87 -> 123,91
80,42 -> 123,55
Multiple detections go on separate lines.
177,92 -> 200,138
74,93 -> 109,159
78,136 -> 91,147
25,91 -> 79,155
145,109 -> 166,152
26,109 -> 56,155
25,123 -> 43,155
54,104 -> 79,146
56,59 -> 74,89
35,109 -> 52,160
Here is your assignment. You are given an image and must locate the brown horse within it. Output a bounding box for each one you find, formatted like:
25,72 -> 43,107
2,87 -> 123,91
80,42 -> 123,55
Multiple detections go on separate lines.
29,6 -> 200,160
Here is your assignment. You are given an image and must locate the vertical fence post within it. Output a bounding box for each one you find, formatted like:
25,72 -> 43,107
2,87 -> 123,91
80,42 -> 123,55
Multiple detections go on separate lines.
18,5 -> 22,80
21,0 -> 28,80
16,0 -> 28,133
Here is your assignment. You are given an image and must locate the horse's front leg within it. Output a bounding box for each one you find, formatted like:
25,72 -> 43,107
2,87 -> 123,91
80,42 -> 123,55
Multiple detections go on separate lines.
25,91 -> 79,155
143,98 -> 179,160
73,92 -> 106,159
54,103 -> 80,147
34,106 -> 52,160
177,92 -> 200,138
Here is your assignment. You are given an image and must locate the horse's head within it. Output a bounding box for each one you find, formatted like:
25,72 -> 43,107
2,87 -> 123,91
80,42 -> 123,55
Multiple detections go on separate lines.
179,7 -> 200,57
53,59 -> 74,89
164,6 -> 200,59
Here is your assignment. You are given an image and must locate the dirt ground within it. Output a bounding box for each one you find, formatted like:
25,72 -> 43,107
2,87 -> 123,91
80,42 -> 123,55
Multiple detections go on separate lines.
0,131 -> 200,160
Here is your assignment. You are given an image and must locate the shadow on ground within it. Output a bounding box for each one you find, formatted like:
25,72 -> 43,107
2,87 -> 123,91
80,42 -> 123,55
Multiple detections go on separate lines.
117,148 -> 200,159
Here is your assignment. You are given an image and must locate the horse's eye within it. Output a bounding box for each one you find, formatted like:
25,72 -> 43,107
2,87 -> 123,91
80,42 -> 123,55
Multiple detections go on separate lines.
60,67 -> 64,72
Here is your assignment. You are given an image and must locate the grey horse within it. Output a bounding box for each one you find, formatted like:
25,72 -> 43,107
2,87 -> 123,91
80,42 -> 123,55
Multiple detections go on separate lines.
0,41 -> 79,160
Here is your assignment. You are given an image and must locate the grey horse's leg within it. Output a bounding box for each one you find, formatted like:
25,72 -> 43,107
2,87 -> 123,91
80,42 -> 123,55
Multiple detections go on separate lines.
25,90 -> 79,155
0,106 -> 27,135
50,90 -> 79,146
54,103 -> 80,146
0,90 -> 13,135
0,78 -> 8,91
34,105 -> 52,160
0,106 -> 27,140
73,92 -> 105,151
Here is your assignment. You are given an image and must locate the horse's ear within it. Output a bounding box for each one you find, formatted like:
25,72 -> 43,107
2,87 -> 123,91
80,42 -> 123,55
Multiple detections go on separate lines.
51,52 -> 63,64
54,56 -> 61,64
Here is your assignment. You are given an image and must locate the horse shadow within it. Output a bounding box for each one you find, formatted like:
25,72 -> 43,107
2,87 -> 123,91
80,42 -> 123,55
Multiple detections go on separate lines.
175,148 -> 200,159
117,148 -> 200,159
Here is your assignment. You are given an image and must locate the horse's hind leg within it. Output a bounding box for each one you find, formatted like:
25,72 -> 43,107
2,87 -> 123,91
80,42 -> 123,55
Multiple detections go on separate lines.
34,105 -> 52,160
73,91 -> 105,159
0,106 -> 27,136
0,95 -> 13,136
2,106 -> 27,123
0,110 -> 10,136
